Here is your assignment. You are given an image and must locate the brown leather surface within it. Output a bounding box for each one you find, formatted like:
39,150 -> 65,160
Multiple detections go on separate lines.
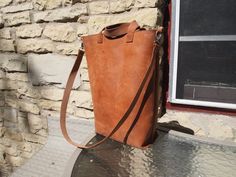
82,21 -> 160,147
60,21 -> 161,148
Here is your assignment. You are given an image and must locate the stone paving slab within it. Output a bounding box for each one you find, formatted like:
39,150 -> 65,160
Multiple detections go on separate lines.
160,110 -> 236,143
10,117 -> 94,177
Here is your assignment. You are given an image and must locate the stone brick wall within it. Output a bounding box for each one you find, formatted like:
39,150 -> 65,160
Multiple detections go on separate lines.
0,0 -> 163,173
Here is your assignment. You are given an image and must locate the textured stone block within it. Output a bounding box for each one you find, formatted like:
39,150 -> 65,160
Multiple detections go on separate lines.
208,121 -> 234,141
5,132 -> 24,144
33,3 -> 87,22
0,14 -> 3,27
40,86 -> 64,101
0,93 -> 4,106
79,82 -> 91,91
28,113 -> 43,133
0,53 -> 27,72
20,151 -> 33,159
6,59 -> 27,72
77,15 -> 89,23
3,11 -> 30,26
0,80 -> 18,90
28,54 -> 81,88
0,127 -> 6,137
88,8 -> 158,34
0,137 -> 10,146
18,116 -> 30,133
4,121 -> 19,132
109,0 -> 133,13
80,56 -> 88,69
16,39 -> 54,53
38,99 -> 61,111
56,42 -> 80,55
134,0 -> 157,8
110,1 -> 126,13
35,129 -> 47,137
39,99 -> 73,114
15,0 -> 28,3
77,24 -> 88,36
0,108 -> 4,119
17,111 -> 27,119
16,24 -> 43,38
41,109 -> 59,118
0,39 -> 15,52
18,100 -> 40,114
70,90 -> 92,109
4,81 -> 19,92
63,0 -> 73,6
5,97 -> 18,109
77,0 -> 89,2
6,73 -> 29,82
1,2 -> 33,13
34,0 -> 62,10
5,93 -> 40,114
44,0 -> 62,10
4,108 -> 18,123
87,15 -> 108,34
16,142 -> 32,152
0,70 -> 5,78
41,115 -> 48,129
0,28 -> 11,39
74,108 -> 94,118
6,155 -> 24,167
0,79 -> 7,89
43,23 -> 77,42
88,1 -> 109,15
22,133 -> 47,144
0,0 -> 12,7
5,146 -> 19,156
80,68 -> 89,81
17,82 -> 41,98
5,60 -> 26,73
33,0 -> 46,10
0,137 -> 11,147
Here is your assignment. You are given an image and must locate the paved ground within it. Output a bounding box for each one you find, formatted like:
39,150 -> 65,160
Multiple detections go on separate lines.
160,110 -> 236,143
10,117 -> 94,177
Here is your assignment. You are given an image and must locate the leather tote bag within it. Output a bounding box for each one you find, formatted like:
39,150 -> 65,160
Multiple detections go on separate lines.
60,21 -> 162,149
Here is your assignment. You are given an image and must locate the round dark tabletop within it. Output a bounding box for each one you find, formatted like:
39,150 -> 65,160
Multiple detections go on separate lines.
71,132 -> 236,177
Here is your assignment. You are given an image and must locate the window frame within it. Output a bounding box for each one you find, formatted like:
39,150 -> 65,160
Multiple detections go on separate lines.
168,0 -> 236,109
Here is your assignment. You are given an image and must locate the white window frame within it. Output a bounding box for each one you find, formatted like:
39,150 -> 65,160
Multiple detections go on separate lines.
168,0 -> 236,110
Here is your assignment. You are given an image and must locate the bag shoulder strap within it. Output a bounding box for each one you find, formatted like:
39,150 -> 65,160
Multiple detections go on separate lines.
60,34 -> 160,149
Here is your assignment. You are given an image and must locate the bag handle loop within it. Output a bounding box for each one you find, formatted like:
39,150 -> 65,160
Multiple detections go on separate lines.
126,20 -> 140,42
60,35 -> 160,149
97,20 -> 140,43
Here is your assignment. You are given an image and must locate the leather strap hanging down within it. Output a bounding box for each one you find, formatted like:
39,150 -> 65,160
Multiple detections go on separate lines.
60,34 -> 160,149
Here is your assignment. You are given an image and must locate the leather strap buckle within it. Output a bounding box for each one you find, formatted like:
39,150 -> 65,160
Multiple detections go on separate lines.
155,27 -> 163,45
155,33 -> 162,44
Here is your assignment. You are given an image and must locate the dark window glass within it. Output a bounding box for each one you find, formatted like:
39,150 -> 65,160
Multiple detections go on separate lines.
176,41 -> 236,103
179,0 -> 236,36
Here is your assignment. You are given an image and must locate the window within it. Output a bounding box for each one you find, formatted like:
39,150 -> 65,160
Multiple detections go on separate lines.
169,0 -> 236,109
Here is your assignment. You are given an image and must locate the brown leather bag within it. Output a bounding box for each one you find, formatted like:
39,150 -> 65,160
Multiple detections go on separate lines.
60,21 -> 161,149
